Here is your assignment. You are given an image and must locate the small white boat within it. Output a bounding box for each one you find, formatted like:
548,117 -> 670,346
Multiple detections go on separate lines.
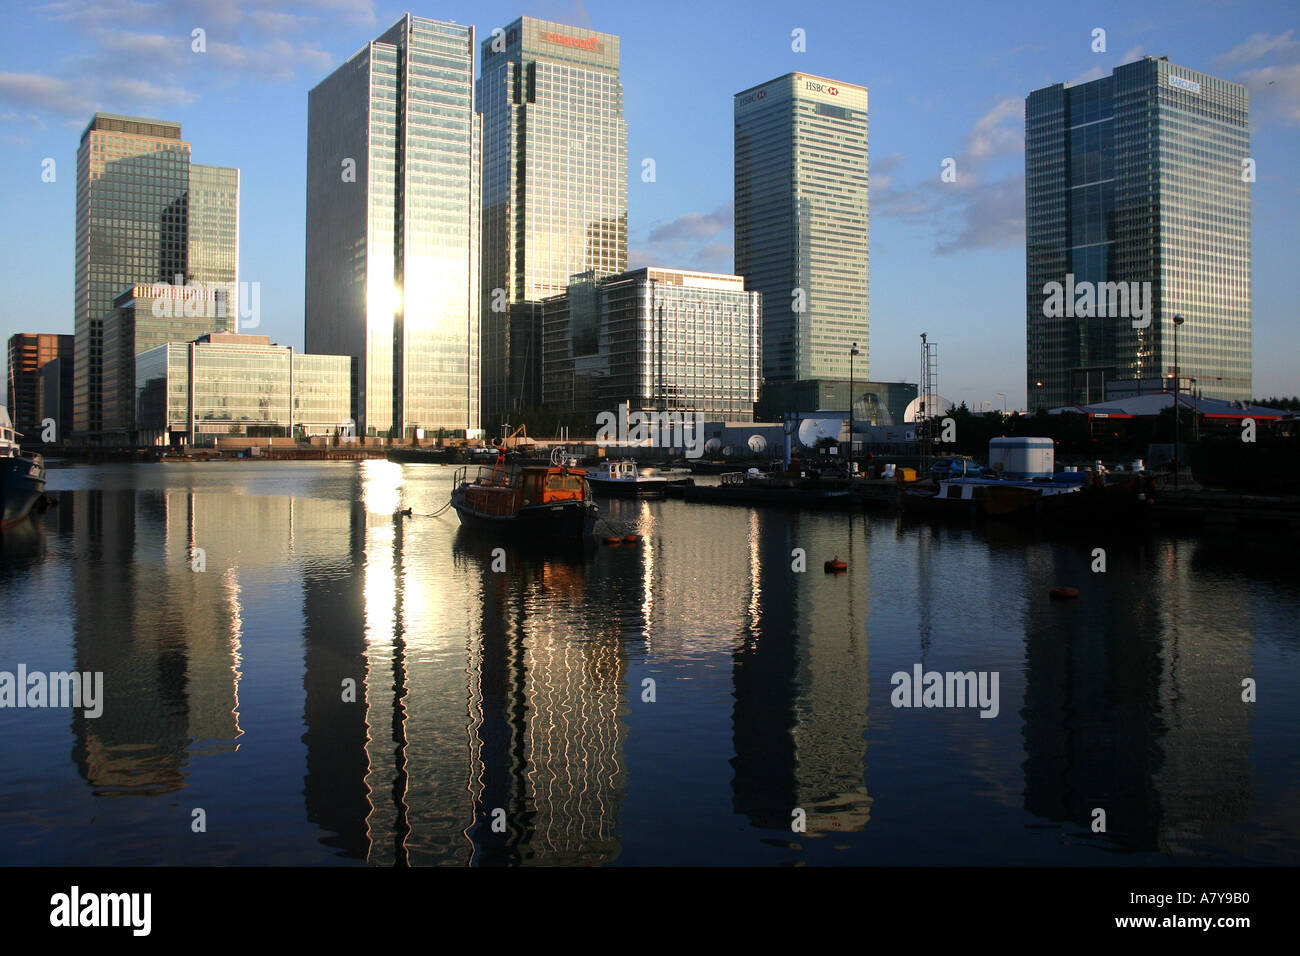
584,459 -> 681,498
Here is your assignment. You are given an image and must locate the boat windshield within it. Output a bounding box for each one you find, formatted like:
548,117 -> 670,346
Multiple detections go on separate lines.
546,474 -> 585,492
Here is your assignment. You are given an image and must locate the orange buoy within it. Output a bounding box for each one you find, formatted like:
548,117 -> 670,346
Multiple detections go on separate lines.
623,534 -> 640,544
603,536 -> 622,545
1049,586 -> 1079,600
824,557 -> 848,573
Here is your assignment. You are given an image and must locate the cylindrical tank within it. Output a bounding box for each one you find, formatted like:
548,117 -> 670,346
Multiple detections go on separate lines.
988,437 -> 1054,478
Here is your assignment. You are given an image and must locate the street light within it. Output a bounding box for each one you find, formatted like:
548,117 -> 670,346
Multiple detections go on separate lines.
1173,314 -> 1184,486
848,341 -> 860,473
996,392 -> 1006,416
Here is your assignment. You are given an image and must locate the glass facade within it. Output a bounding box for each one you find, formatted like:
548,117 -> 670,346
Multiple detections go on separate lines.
135,337 -> 351,444
101,284 -> 236,434
479,16 -> 628,428
6,333 -> 73,441
306,15 -> 480,438
188,164 -> 240,288
1026,57 -> 1251,408
542,267 -> 760,421
734,74 -> 869,384
74,114 -> 238,436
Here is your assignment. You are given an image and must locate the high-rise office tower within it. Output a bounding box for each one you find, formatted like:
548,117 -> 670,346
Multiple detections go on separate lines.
734,73 -> 869,388
478,17 -> 627,432
74,114 -> 239,436
306,14 -> 481,438
1026,57 -> 1251,409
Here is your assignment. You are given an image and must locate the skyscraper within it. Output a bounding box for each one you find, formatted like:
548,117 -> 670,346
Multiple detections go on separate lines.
74,114 -> 239,436
734,73 -> 869,389
478,16 -> 627,432
306,14 -> 481,438
1025,57 -> 1251,409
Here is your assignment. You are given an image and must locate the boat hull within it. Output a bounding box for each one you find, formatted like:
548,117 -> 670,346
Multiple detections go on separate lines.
387,447 -> 458,464
585,477 -> 690,498
2,454 -> 46,531
451,496 -> 598,538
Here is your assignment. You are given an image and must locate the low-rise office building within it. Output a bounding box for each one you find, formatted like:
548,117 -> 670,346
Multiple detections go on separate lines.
542,267 -> 761,425
135,332 -> 351,446
102,282 -> 237,439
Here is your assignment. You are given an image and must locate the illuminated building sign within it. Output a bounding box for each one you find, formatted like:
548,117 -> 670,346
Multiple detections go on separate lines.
546,32 -> 600,52
1169,74 -> 1201,94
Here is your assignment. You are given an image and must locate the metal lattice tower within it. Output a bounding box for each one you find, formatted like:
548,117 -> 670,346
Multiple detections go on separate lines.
919,333 -> 939,471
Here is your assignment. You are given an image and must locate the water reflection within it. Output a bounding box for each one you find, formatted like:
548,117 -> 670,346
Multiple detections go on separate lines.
68,488 -> 242,797
1019,535 -> 1254,856
2,463 -> 1292,865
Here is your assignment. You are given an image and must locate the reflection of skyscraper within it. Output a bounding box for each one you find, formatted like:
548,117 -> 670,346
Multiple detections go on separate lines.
727,511 -> 873,834
1020,540 -> 1252,853
306,15 -> 481,438
68,488 -> 242,796
459,534 -> 629,865
478,16 -> 628,428
301,492 -> 371,860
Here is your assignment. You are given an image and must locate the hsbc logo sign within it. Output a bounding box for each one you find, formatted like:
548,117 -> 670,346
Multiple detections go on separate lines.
737,88 -> 768,107
804,80 -> 839,95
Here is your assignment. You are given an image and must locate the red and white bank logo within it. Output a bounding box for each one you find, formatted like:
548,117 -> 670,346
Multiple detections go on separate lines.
804,80 -> 839,95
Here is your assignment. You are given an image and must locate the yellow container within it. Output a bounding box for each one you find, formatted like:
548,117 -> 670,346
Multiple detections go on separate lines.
897,467 -> 917,482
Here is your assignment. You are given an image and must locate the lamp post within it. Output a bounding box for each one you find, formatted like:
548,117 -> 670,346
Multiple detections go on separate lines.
996,392 -> 1006,416
848,341 -> 860,474
1173,314 -> 1184,486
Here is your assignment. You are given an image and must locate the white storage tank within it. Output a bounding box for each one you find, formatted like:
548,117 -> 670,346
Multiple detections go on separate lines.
988,437 -> 1054,478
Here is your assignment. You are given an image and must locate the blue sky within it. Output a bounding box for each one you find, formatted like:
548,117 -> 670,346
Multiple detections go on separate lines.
1,0 -> 1296,409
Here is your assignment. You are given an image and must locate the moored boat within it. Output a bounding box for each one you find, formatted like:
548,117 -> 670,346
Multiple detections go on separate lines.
902,474 -> 1083,521
450,448 -> 598,538
584,459 -> 688,498
1,407 -> 47,532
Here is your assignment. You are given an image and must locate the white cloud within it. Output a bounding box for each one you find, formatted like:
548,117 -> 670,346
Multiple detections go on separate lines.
1215,30 -> 1298,68
1240,62 -> 1300,126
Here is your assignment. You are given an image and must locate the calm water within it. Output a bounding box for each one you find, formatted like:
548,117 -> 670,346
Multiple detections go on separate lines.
1,461 -> 1296,866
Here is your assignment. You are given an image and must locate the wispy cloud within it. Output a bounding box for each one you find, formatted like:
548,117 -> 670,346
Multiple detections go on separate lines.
873,98 -> 1025,255
12,0 -> 376,119
1214,30 -> 1298,68
632,201 -> 735,273
1240,62 -> 1300,126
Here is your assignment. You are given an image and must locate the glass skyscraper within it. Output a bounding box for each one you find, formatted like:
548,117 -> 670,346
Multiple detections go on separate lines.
734,73 -> 869,385
74,113 -> 238,436
1025,57 -> 1251,409
478,16 -> 627,432
306,14 -> 481,438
